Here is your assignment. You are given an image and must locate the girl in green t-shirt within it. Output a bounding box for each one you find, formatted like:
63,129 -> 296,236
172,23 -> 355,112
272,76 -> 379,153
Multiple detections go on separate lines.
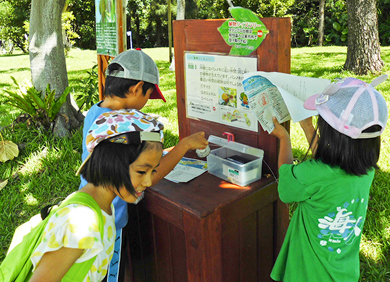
270,76 -> 388,282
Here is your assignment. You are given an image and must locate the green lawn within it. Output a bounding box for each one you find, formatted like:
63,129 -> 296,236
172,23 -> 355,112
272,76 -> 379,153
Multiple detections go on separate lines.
0,46 -> 389,280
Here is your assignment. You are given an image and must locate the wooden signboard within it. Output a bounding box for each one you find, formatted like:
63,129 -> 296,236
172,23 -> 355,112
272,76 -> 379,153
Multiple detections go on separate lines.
122,17 -> 291,282
174,18 -> 291,174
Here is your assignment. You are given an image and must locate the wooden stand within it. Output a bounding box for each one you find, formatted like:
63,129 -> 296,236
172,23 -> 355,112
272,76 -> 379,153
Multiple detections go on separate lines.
124,162 -> 285,282
123,18 -> 291,282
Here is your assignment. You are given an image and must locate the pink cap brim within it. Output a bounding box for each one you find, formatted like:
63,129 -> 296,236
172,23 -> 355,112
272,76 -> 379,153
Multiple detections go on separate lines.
150,85 -> 166,102
304,94 -> 320,110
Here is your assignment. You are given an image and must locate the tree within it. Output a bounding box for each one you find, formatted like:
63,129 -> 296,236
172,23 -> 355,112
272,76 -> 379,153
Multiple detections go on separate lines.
150,1 -> 168,46
197,0 -> 295,19
377,0 -> 390,46
344,0 -> 383,74
318,0 -> 325,46
67,0 -> 96,50
0,0 -> 30,53
29,0 -> 83,137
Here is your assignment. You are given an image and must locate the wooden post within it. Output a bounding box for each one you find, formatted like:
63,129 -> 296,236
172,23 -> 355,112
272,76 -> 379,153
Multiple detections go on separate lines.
168,0 -> 172,62
97,55 -> 111,101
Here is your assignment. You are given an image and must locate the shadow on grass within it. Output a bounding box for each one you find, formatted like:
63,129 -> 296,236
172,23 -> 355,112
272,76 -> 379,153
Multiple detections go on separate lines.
360,254 -> 390,281
0,126 -> 83,263
67,68 -> 100,109
292,62 -> 345,78
304,52 -> 346,57
0,82 -> 11,88
359,168 -> 390,280
292,51 -> 347,78
0,53 -> 27,58
0,67 -> 30,74
163,129 -> 180,148
67,69 -> 96,84
147,100 -> 179,116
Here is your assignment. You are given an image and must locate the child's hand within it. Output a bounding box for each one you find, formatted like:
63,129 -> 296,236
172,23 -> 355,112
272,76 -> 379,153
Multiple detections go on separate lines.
181,131 -> 208,151
270,117 -> 289,140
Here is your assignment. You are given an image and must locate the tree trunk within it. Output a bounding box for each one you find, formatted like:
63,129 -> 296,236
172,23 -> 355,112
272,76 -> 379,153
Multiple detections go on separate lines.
344,0 -> 383,74
135,16 -> 140,47
318,0 -> 325,46
177,0 -> 185,20
155,15 -> 162,47
29,0 -> 83,137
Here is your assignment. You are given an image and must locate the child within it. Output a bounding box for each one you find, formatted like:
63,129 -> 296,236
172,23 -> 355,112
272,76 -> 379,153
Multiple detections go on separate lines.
269,76 -> 388,281
80,48 -> 208,281
26,109 -> 164,281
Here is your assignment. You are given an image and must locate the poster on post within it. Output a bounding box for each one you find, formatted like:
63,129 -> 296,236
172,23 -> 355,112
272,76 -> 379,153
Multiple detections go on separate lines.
96,0 -> 118,56
185,53 -> 258,132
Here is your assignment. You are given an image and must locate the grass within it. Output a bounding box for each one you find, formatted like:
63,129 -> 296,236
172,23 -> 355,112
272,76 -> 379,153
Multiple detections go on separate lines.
1,46 -> 390,280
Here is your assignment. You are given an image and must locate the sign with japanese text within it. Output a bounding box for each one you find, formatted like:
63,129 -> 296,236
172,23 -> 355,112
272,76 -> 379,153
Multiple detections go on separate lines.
185,53 -> 258,132
96,0 -> 118,56
218,7 -> 269,56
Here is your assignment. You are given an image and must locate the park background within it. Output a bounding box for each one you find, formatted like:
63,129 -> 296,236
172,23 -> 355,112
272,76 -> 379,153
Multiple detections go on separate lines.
2,1 -> 390,52
0,0 -> 390,281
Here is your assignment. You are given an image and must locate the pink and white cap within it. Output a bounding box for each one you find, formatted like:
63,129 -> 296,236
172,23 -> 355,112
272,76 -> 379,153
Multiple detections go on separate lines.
304,75 -> 388,139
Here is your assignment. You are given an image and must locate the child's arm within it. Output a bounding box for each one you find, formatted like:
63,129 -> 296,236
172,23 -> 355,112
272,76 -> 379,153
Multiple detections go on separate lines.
299,117 -> 318,154
270,117 -> 293,170
152,131 -> 208,185
29,247 -> 84,282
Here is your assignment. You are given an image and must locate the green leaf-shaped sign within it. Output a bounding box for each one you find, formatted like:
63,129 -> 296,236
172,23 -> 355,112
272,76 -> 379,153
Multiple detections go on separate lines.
218,7 -> 269,56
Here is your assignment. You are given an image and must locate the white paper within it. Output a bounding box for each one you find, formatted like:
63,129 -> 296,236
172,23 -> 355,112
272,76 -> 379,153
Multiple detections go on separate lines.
184,53 -> 258,132
277,87 -> 318,122
255,71 -> 331,102
242,72 -> 331,133
163,153 -> 208,183
164,164 -> 206,183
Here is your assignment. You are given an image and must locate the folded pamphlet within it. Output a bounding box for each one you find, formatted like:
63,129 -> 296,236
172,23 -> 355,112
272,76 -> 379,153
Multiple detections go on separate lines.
242,71 -> 331,133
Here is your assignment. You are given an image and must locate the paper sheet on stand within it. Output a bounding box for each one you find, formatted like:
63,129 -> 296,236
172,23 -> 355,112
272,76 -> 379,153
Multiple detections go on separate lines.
164,164 -> 207,183
163,154 -> 208,183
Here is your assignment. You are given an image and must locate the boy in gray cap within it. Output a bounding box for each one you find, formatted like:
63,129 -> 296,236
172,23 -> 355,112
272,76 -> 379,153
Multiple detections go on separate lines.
79,48 -> 208,282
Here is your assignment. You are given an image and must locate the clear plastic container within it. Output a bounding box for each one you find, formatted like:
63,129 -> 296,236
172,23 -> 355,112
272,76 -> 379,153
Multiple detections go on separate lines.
206,136 -> 264,186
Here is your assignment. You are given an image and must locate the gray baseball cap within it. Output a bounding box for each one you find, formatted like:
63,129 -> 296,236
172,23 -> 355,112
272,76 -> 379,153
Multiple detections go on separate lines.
107,48 -> 166,102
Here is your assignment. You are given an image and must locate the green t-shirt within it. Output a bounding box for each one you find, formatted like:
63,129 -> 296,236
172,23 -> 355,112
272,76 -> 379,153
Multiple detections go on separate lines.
271,160 -> 374,282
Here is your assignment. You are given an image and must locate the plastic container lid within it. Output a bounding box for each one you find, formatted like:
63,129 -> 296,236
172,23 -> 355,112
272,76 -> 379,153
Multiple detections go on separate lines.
208,135 -> 264,158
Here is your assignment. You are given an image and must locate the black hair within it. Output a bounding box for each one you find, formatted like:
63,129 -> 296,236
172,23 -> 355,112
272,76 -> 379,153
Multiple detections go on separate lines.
80,140 -> 163,196
104,63 -> 155,98
313,115 -> 381,176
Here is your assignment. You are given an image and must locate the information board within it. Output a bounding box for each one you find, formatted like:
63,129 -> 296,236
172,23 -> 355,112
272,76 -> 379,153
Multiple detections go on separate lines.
185,53 -> 258,132
96,0 -> 118,56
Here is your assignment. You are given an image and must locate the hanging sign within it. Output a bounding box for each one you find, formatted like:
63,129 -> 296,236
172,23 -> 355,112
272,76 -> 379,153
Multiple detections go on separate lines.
218,7 -> 269,56
96,0 -> 118,56
185,53 -> 258,132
